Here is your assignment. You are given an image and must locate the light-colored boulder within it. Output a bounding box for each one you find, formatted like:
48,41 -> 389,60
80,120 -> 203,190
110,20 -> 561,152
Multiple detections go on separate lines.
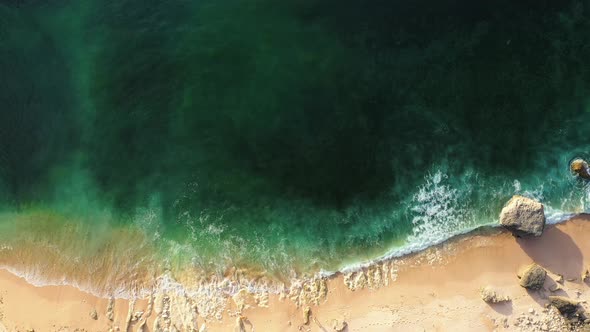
518,263 -> 547,290
500,195 -> 545,237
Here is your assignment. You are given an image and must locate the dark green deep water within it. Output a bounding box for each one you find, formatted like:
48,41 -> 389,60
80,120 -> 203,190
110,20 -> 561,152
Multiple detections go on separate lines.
2,0 -> 590,275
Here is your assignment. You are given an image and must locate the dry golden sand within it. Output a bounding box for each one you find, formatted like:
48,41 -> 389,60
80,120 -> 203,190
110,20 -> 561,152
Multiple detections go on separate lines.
1,215 -> 590,331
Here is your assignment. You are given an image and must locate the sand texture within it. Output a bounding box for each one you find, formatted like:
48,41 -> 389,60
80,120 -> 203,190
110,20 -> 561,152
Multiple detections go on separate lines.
2,216 -> 590,331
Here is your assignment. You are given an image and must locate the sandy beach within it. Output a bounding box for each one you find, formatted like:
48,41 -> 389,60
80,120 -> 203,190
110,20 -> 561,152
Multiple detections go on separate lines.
1,215 -> 590,332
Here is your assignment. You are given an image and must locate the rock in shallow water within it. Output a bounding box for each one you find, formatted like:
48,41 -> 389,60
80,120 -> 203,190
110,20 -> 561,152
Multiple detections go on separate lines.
500,195 -> 545,237
571,158 -> 590,180
518,263 -> 547,290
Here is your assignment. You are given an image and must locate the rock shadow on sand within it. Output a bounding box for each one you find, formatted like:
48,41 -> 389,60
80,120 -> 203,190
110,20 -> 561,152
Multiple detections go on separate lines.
516,226 -> 583,280
486,301 -> 513,316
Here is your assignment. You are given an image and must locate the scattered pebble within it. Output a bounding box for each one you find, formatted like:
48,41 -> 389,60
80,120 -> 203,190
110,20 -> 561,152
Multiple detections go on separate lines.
582,269 -> 590,282
480,286 -> 511,303
332,319 -> 348,332
89,308 -> 98,320
303,306 -> 311,325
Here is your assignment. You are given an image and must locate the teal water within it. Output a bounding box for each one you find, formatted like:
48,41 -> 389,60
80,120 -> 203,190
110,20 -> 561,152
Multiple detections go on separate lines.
2,0 -> 590,278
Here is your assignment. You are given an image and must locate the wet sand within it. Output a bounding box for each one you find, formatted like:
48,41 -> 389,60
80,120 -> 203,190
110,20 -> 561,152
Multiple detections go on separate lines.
1,215 -> 590,331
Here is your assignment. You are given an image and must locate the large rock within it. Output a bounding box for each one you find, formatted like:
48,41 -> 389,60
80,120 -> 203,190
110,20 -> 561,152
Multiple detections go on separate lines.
548,296 -> 579,316
517,263 -> 547,290
571,158 -> 590,180
499,195 -> 545,237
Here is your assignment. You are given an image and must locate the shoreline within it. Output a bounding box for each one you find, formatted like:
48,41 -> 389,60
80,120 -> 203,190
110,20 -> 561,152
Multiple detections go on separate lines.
1,215 -> 590,331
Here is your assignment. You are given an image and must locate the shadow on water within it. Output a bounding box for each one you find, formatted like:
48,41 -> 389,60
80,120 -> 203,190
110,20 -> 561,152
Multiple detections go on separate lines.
516,226 -> 583,280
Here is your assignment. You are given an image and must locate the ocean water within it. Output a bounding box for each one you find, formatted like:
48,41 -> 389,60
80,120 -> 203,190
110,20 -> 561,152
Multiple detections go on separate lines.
2,0 -> 590,292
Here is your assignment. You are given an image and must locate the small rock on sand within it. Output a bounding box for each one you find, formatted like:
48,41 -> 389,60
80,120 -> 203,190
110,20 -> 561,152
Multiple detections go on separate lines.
480,286 -> 511,303
548,296 -> 579,316
555,274 -> 564,284
107,297 -> 115,321
236,316 -> 246,332
332,319 -> 347,331
90,308 -> 98,320
499,195 -> 545,237
582,269 -> 590,282
303,306 -> 311,325
518,263 -> 547,290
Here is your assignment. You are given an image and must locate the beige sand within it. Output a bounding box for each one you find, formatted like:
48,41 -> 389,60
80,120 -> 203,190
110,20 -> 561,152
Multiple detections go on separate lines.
2,216 -> 590,331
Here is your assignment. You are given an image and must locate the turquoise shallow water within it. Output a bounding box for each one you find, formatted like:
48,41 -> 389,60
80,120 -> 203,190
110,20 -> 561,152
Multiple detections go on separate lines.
2,0 -> 590,278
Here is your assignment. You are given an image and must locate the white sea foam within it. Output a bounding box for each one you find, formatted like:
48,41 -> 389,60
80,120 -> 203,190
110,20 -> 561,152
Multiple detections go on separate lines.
328,171 -> 587,277
0,265 -> 136,299
2,171 -> 588,301
324,170 -> 482,276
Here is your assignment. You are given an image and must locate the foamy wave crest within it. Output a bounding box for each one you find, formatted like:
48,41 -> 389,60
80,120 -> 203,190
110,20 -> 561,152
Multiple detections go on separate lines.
332,171 -> 589,277
334,170 -> 485,275
379,170 -> 484,258
405,171 -> 476,245
0,266 -> 137,299
544,208 -> 576,225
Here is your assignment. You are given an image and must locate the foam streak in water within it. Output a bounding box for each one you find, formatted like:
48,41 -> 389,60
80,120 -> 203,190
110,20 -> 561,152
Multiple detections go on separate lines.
333,170 -> 485,275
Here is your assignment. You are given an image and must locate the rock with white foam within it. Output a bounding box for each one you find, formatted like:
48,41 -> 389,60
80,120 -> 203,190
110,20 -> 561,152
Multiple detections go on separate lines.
499,195 -> 545,237
571,158 -> 590,180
